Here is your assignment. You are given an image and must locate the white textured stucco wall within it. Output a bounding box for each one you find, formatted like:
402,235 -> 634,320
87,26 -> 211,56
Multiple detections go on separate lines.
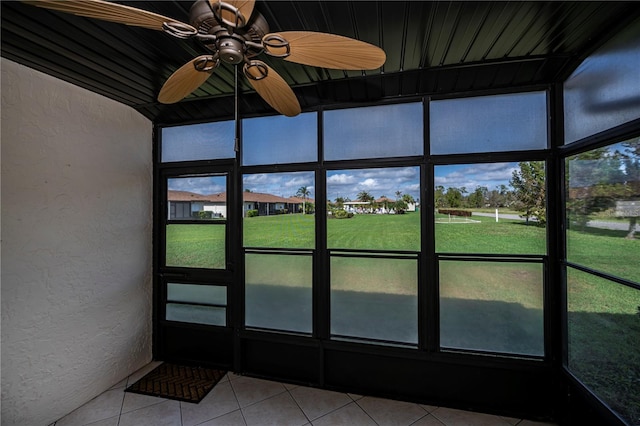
1,58 -> 153,425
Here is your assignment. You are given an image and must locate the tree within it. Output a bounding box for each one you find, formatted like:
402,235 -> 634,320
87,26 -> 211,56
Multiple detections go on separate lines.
435,185 -> 446,208
356,190 -> 374,203
444,187 -> 464,208
296,186 -> 311,214
401,194 -> 415,205
566,140 -> 640,238
467,186 -> 488,208
510,161 -> 546,225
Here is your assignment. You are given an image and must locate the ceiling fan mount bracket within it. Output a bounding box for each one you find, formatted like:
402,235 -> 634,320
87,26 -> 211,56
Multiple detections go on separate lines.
193,55 -> 219,72
162,21 -> 198,40
243,60 -> 268,81
208,0 -> 246,29
262,34 -> 291,58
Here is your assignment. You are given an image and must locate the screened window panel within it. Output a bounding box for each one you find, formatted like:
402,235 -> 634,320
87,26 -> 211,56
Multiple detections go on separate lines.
327,167 -> 420,251
324,103 -> 423,160
168,176 -> 227,220
161,121 -> 235,162
565,140 -> 640,282
434,163 -> 547,255
245,253 -> 313,333
564,18 -> 640,144
243,172 -> 315,249
243,113 -> 317,165
430,92 -> 547,154
439,260 -> 544,356
567,267 -> 640,425
331,255 -> 418,344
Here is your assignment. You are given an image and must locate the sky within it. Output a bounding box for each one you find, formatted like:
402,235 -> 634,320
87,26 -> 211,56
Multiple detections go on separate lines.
168,163 -> 519,202
434,163 -> 518,193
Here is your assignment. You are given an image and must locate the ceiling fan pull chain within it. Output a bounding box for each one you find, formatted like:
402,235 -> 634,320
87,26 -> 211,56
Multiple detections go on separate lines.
243,60 -> 268,81
162,21 -> 198,39
193,55 -> 220,72
262,34 -> 291,58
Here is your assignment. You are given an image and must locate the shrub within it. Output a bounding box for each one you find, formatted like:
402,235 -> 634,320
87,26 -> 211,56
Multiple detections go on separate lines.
246,209 -> 258,217
438,209 -> 471,217
332,209 -> 354,219
196,211 -> 213,219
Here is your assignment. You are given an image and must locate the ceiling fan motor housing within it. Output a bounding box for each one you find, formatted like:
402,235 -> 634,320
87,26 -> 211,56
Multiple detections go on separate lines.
190,0 -> 269,62
219,37 -> 244,64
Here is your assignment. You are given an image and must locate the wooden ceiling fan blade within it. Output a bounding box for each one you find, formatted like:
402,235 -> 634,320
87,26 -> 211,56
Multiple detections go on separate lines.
158,56 -> 218,104
264,31 -> 386,70
23,0 -> 195,32
208,0 -> 255,28
244,61 -> 301,117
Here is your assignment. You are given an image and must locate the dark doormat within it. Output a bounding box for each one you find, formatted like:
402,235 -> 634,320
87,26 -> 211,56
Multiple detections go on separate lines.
125,363 -> 226,404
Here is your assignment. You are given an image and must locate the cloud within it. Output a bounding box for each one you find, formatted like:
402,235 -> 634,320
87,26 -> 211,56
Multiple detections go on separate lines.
360,178 -> 379,189
328,167 -> 420,200
327,173 -> 357,184
435,162 -> 518,190
243,171 -> 315,197
168,176 -> 225,194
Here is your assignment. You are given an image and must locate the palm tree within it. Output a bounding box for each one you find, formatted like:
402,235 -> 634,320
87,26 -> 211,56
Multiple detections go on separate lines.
296,186 -> 311,214
356,190 -> 374,202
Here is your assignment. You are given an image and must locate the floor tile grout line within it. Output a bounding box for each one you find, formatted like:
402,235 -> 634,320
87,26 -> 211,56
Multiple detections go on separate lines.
285,387 -> 313,425
354,399 -> 383,426
115,374 -> 130,426
227,374 -> 249,425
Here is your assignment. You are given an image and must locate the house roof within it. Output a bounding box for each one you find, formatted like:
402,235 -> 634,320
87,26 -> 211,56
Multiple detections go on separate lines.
168,190 -> 226,202
3,1 -> 639,125
243,192 -> 300,204
168,190 -> 306,204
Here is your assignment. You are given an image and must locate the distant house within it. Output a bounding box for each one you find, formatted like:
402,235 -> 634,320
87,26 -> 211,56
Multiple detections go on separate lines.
167,191 -> 226,219
167,190 -> 313,218
243,192 -> 314,216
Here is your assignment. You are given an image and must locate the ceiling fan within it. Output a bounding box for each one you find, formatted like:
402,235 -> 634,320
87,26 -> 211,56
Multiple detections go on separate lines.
24,0 -> 387,117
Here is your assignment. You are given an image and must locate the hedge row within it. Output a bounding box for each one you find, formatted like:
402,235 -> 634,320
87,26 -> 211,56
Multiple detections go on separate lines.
438,209 -> 472,217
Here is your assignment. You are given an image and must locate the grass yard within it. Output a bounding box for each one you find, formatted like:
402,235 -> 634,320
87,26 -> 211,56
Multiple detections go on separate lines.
166,224 -> 226,269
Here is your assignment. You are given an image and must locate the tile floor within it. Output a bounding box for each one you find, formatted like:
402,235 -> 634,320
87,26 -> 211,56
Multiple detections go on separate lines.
51,361 -> 558,426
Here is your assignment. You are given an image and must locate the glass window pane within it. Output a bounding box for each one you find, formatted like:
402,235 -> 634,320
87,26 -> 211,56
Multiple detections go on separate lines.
566,140 -> 640,282
245,253 -> 312,333
439,260 -> 544,356
161,121 -> 235,162
243,113 -> 317,165
243,172 -> 315,249
167,283 -> 226,305
567,268 -> 640,425
166,304 -> 226,326
324,103 -> 423,160
168,176 -> 227,220
166,224 -> 225,269
327,167 -> 420,250
331,255 -> 418,344
435,163 -> 546,255
564,18 -> 640,144
430,92 -> 547,154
